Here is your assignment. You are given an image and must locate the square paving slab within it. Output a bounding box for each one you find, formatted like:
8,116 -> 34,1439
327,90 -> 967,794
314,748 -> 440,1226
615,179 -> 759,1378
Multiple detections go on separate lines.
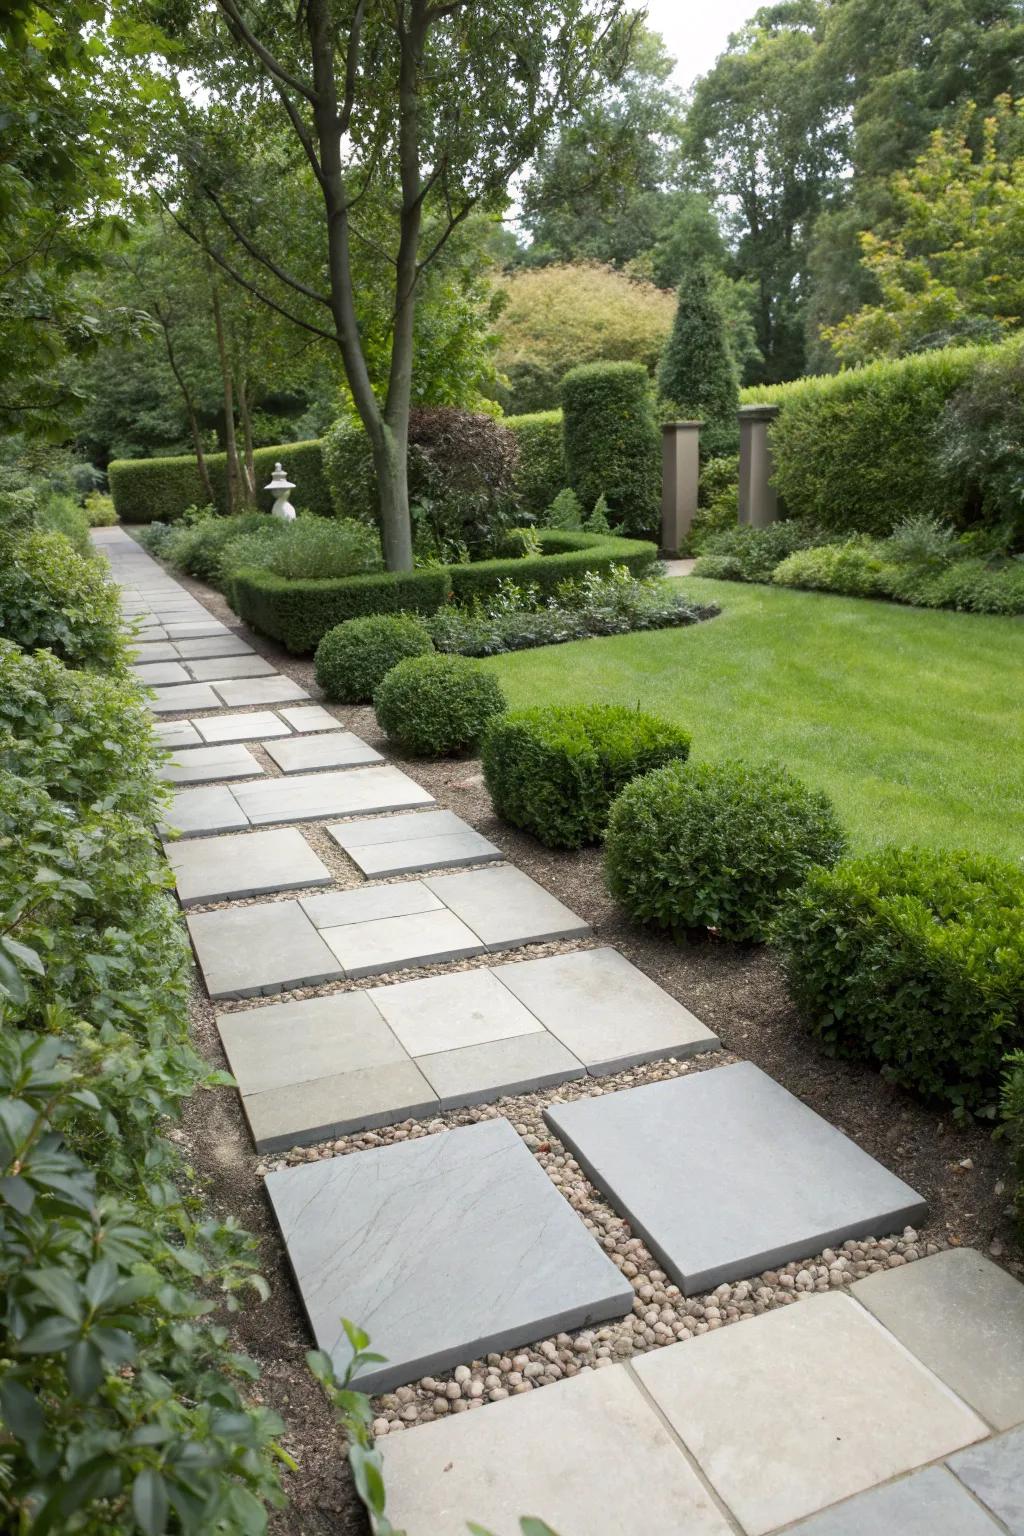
185,655 -> 277,682
328,809 -> 501,876
174,635 -> 255,659
265,1117 -> 633,1392
262,732 -> 383,773
497,947 -> 719,1074
162,784 -> 249,838
187,899 -> 344,999
418,1031 -> 584,1110
371,967 -> 544,1056
853,1247 -> 1024,1430
194,711 -> 292,744
153,720 -> 201,749
543,1062 -> 927,1294
132,660 -> 191,685
134,626 -> 167,642
948,1426 -> 1024,1535
164,620 -> 230,639
165,827 -> 331,905
244,1060 -> 439,1151
787,1466 -> 1004,1535
278,705 -> 343,732
632,1293 -> 986,1535
319,908 -> 485,978
130,641 -> 178,662
380,1361 -> 735,1536
424,866 -> 591,950
300,882 -> 442,928
213,676 -> 309,708
147,682 -> 221,714
161,743 -> 263,785
234,765 -> 433,825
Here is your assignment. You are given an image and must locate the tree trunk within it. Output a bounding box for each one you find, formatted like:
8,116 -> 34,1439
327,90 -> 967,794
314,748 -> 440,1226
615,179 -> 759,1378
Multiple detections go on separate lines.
237,371 -> 256,502
155,304 -> 215,505
209,275 -> 241,514
371,424 -> 414,571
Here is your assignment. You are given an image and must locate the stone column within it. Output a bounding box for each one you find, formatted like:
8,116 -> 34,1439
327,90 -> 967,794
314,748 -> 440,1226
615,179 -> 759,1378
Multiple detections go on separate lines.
738,404 -> 780,529
661,421 -> 702,554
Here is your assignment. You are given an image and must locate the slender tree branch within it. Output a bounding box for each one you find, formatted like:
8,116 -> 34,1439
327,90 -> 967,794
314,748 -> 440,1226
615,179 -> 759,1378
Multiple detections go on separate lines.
215,0 -> 318,103
271,79 -> 324,184
414,201 -> 471,281
202,185 -> 332,306
339,0 -> 367,132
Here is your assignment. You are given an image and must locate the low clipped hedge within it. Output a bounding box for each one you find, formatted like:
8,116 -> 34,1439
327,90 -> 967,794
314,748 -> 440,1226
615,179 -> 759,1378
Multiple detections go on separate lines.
229,530 -> 658,654
314,614 -> 434,703
482,704 -> 692,849
504,410 -> 565,519
108,439 -> 330,523
605,759 -> 847,943
374,653 -> 506,756
773,846 -> 1024,1115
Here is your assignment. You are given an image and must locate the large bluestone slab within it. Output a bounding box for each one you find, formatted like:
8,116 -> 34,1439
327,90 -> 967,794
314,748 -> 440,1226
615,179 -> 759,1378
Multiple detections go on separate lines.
185,654 -> 277,682
328,809 -> 502,877
418,1031 -> 584,1110
262,732 -> 383,773
212,675 -> 309,708
265,1117 -> 633,1392
174,635 -> 255,659
147,682 -> 221,714
380,1362 -> 735,1536
278,705 -> 342,732
319,909 -> 485,978
130,641 -> 178,662
165,619 -> 230,639
162,784 -> 250,838
786,1466 -> 1004,1535
543,1062 -> 927,1294
424,866 -> 591,950
497,947 -> 718,1074
187,899 -> 344,999
165,827 -> 332,905
194,711 -> 292,744
632,1294 -> 986,1536
233,765 -> 433,825
218,993 -> 438,1149
370,967 -> 544,1057
131,660 -> 190,686
153,720 -> 201,749
161,743 -> 263,785
853,1248 -> 1024,1431
948,1425 -> 1024,1535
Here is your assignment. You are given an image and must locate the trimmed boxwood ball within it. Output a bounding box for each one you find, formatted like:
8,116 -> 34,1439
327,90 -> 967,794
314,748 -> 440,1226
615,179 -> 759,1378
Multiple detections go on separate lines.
374,653 -> 506,757
605,759 -> 846,943
314,614 -> 434,703
482,704 -> 692,850
772,846 -> 1024,1114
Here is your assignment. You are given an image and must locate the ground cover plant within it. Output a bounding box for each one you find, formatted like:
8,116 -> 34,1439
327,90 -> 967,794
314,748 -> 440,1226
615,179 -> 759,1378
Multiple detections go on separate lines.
482,704 -> 691,849
479,576 -> 1024,861
604,758 -> 846,942
374,653 -> 506,757
773,846 -> 1024,1117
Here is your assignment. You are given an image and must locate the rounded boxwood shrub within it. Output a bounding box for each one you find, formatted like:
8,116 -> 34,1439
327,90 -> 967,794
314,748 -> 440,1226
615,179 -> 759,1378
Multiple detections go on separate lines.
482,704 -> 692,849
315,614 -> 435,703
773,846 -> 1024,1114
605,759 -> 846,942
374,653 -> 506,756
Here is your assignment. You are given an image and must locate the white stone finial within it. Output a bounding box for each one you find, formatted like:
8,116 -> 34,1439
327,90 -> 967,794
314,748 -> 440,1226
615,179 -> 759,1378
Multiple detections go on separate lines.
265,461 -> 297,521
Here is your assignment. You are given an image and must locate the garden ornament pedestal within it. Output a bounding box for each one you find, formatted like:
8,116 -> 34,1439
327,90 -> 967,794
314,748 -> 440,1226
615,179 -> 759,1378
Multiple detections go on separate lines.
661,420 -> 702,554
266,462 -> 296,521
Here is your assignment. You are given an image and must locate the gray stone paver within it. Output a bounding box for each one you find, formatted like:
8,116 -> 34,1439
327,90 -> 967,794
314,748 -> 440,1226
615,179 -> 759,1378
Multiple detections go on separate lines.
217,992 -> 406,1097
134,627 -> 167,642
278,705 -> 343,732
320,908 -> 485,978
212,675 -> 309,707
245,1061 -> 439,1152
185,655 -> 277,682
161,743 -> 263,785
786,1466 -> 1003,1535
147,681 -> 221,713
264,1117 -> 633,1392
424,865 -> 591,950
262,732 -> 383,773
165,827 -> 332,905
543,1063 -> 927,1294
233,765 -> 433,825
380,1363 -> 735,1536
193,711 -> 293,744
853,1247 -> 1024,1430
300,881 -> 442,929
187,899 -> 344,999
418,1031 -> 584,1110
370,967 -> 543,1057
328,810 -> 502,876
948,1425 -> 1024,1534
497,946 -> 719,1073
162,784 -> 250,838
164,620 -> 231,639
130,641 -> 178,662
173,635 -> 255,659
632,1293 -> 987,1536
153,720 -> 201,749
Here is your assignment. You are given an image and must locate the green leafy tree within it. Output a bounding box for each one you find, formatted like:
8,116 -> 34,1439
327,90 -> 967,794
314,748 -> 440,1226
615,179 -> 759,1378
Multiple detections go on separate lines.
658,266 -> 739,450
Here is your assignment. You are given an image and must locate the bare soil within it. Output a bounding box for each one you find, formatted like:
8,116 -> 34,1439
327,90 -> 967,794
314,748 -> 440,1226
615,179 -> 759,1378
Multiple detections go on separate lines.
149,546 -> 1021,1536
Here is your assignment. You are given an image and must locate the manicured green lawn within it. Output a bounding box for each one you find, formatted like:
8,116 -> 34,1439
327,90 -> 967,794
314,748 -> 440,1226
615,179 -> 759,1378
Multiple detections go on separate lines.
480,577 -> 1024,858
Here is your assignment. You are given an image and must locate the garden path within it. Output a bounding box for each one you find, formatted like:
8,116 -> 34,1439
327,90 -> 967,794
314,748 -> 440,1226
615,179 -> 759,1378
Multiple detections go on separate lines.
96,524 -> 1024,1536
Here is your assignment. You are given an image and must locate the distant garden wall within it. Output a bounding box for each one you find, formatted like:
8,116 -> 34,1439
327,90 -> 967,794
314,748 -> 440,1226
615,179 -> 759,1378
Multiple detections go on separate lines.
108,439 -> 330,523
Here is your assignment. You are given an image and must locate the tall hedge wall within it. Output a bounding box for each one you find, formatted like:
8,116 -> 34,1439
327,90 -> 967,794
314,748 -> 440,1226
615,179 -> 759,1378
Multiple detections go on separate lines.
229,529 -> 658,653
108,439 -> 330,523
561,362 -> 661,537
742,343 -> 996,536
504,410 -> 566,518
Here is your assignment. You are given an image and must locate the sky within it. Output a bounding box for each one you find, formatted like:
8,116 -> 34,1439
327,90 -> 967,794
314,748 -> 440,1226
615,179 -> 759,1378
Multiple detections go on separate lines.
642,0 -> 760,89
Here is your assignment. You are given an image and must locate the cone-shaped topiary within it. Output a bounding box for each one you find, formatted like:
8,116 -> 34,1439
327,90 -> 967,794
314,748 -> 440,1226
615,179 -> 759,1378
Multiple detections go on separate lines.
658,266 -> 739,455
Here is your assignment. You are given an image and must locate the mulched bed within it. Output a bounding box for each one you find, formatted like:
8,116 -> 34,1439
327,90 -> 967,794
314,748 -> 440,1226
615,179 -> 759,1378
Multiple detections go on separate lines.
151,545 -> 1020,1536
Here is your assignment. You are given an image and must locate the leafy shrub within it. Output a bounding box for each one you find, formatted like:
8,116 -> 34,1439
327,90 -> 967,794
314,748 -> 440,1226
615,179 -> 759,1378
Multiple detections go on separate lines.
773,847 -> 1024,1114
504,410 -> 566,518
884,513 -> 957,568
135,518 -> 174,557
772,540 -> 897,598
84,490 -> 117,526
880,554 -> 1024,615
243,517 -> 381,580
605,759 -> 846,943
108,438 -> 331,523
374,653 -> 506,756
0,529 -> 124,670
696,519 -> 823,582
562,361 -> 661,537
321,416 -> 377,523
1000,1052 -> 1024,1234
691,553 -> 744,581
34,492 -> 92,553
541,488 -> 583,530
940,338 -> 1024,547
162,511 -> 284,587
689,455 -> 739,552
314,614 -> 435,703
483,704 -> 691,849
584,494 -> 611,534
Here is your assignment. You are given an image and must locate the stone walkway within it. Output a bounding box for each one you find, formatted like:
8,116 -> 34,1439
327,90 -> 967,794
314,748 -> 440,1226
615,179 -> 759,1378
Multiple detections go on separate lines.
96,526 -> 1024,1535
